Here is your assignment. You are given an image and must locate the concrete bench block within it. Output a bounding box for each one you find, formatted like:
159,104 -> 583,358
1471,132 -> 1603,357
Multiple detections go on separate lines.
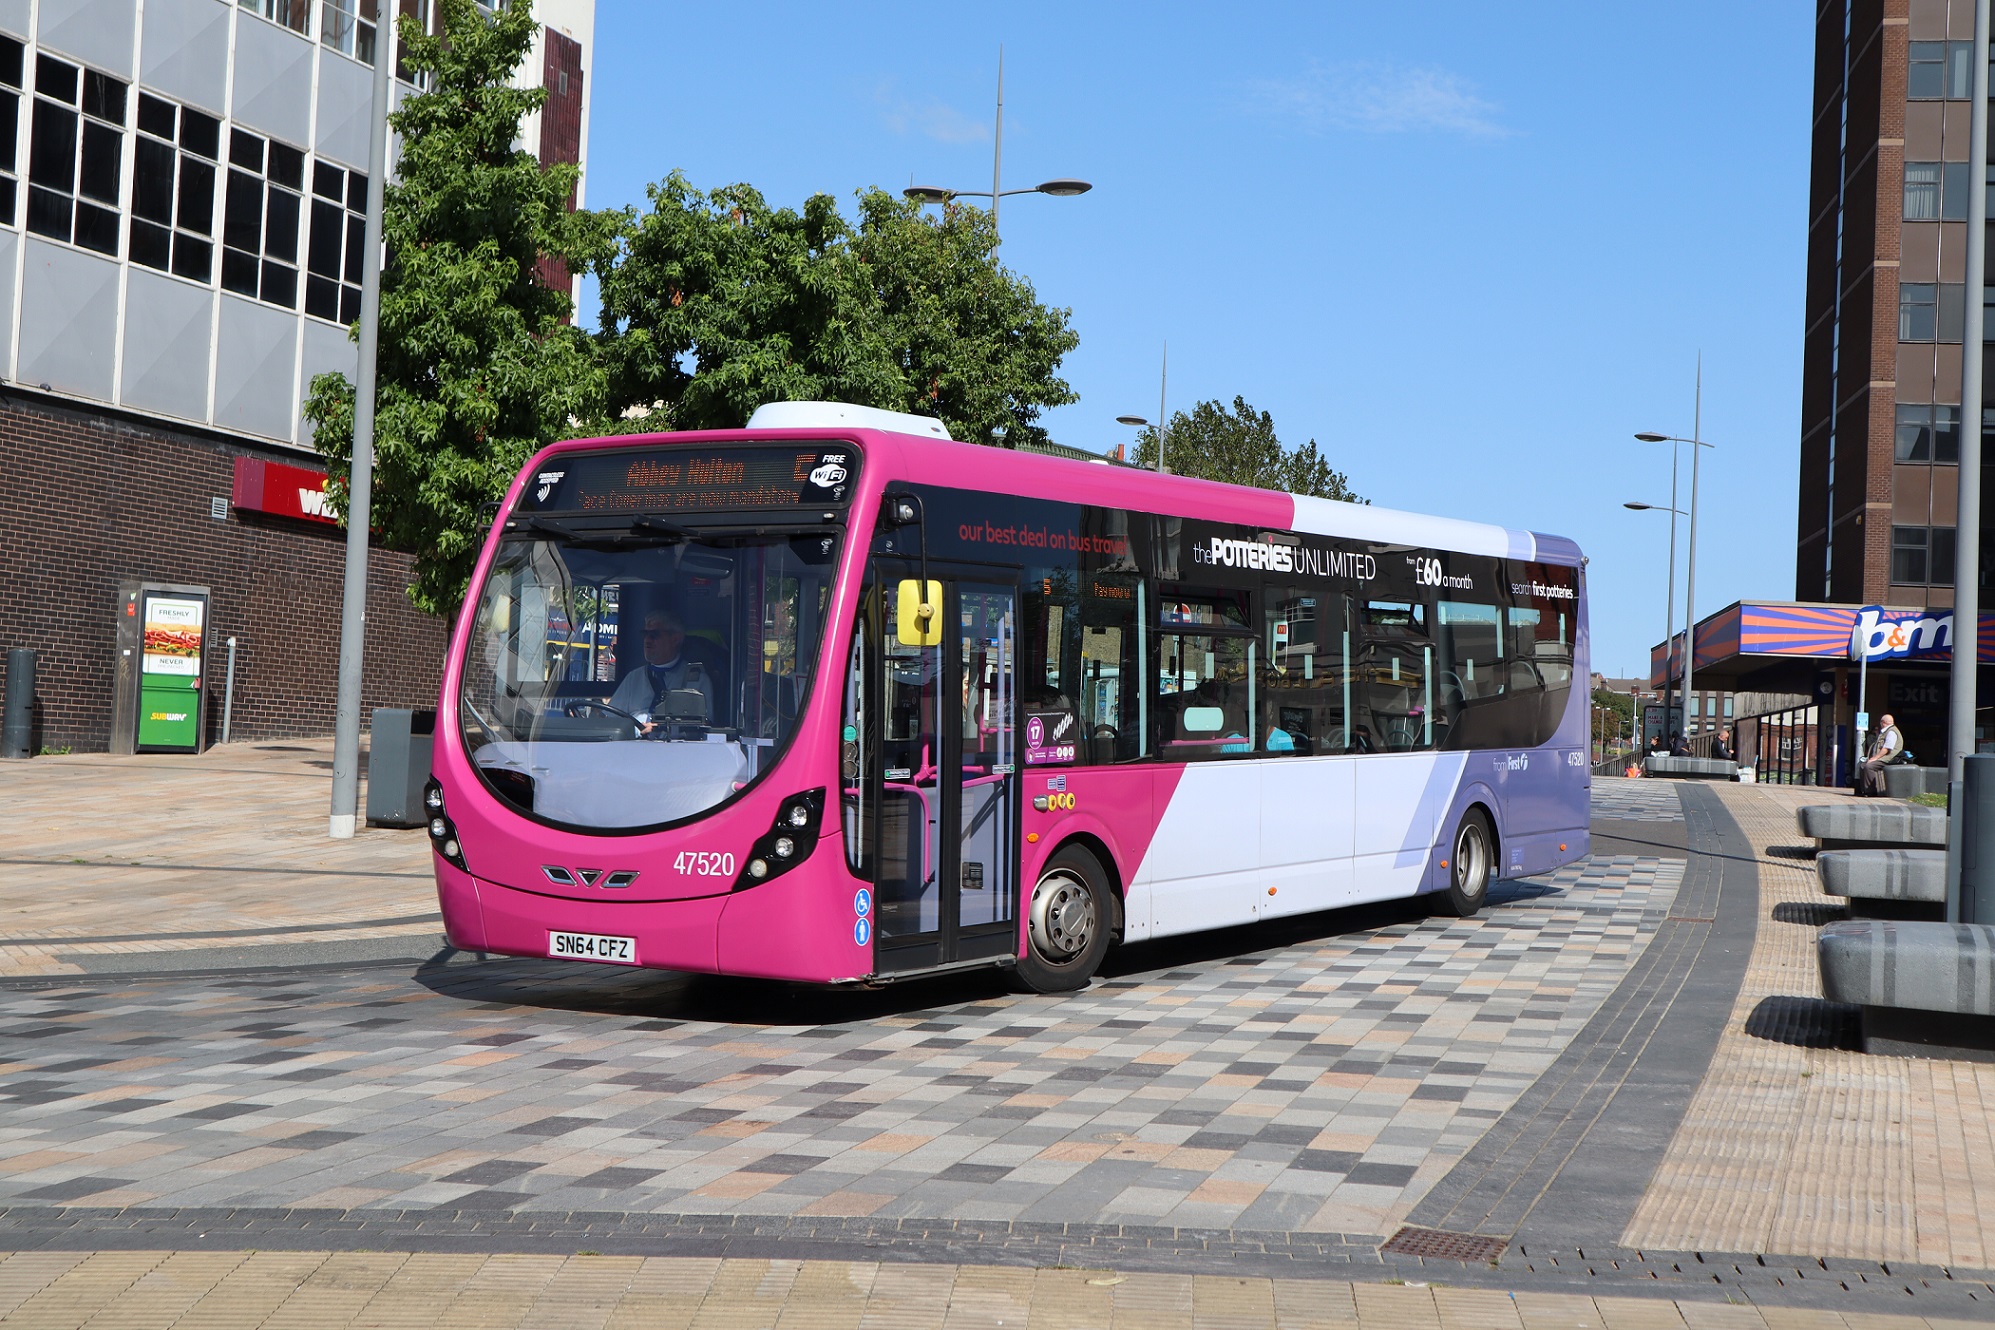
1815,849 -> 1948,903
1796,803 -> 1948,849
1643,755 -> 1738,780
1819,920 -> 1995,1060
1883,765 -> 1948,799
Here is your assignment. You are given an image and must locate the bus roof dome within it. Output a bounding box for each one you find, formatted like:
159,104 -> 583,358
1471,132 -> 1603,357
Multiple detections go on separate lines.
745,400 -> 954,441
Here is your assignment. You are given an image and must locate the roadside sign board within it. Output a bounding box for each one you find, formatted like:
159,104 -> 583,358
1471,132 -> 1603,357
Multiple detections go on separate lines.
136,593 -> 206,750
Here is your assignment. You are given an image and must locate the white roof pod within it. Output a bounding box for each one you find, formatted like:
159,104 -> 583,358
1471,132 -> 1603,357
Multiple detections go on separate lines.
745,400 -> 954,441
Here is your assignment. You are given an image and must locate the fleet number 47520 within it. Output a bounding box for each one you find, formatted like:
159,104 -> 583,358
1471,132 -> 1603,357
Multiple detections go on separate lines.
676,851 -> 736,876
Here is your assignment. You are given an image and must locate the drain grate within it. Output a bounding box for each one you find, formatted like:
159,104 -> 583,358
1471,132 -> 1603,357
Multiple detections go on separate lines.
1381,1225 -> 1508,1264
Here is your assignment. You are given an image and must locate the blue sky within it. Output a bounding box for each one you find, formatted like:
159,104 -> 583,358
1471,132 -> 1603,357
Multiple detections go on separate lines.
583,2 -> 1812,680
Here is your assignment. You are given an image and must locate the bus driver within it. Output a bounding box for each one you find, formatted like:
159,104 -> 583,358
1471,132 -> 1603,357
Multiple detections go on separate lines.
608,609 -> 712,726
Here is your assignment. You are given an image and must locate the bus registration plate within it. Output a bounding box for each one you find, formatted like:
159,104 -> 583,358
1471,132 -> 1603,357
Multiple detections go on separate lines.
548,931 -> 637,965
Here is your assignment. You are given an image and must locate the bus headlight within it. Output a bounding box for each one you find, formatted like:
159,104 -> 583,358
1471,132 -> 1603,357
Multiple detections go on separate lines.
734,789 -> 824,891
424,778 -> 467,871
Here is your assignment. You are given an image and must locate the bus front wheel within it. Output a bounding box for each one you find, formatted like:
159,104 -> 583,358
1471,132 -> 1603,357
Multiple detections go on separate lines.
1441,809 -> 1494,917
1014,847 -> 1112,993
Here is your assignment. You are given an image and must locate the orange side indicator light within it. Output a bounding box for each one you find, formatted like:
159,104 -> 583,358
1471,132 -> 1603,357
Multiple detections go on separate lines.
1267,887 -> 1277,896
1026,833 -> 1040,844
1559,843 -> 1567,852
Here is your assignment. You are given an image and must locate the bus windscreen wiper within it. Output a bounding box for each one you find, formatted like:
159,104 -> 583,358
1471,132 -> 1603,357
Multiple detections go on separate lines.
507,515 -> 579,541
629,516 -> 690,541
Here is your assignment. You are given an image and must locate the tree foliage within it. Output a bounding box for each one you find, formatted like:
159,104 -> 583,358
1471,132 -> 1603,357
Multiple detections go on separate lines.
594,179 -> 1079,446
1132,397 -> 1362,502
304,0 -> 612,615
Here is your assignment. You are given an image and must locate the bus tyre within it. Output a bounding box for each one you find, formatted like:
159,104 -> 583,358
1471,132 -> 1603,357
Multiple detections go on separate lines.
1014,847 -> 1112,993
1442,809 -> 1494,917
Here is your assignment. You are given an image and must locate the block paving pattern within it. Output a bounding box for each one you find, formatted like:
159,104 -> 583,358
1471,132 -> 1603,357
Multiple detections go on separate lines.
1,1250 -> 1970,1330
1588,778 -> 1688,823
0,855 -> 1679,1239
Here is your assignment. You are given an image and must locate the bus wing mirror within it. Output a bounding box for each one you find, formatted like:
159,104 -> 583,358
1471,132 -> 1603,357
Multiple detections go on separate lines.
896,580 -> 942,646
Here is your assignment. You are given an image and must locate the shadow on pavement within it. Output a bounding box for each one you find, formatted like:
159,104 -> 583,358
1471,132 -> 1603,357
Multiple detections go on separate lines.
1743,994 -> 1861,1050
1771,900 -> 1848,927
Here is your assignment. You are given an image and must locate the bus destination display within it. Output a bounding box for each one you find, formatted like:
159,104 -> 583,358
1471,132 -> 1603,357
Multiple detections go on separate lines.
524,445 -> 859,513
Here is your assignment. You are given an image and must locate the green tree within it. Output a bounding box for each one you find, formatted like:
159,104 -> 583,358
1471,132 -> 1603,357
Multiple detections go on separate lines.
594,179 -> 1079,446
1592,686 -> 1636,751
1132,396 -> 1363,502
304,0 -> 612,615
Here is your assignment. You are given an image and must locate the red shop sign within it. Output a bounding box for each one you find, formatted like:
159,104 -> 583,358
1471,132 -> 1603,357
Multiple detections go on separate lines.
231,456 -> 338,526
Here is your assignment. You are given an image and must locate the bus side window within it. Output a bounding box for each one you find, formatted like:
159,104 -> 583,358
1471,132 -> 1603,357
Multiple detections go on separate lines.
1081,573 -> 1143,762
1355,598 -> 1438,752
1022,568 -> 1081,765
1260,589 -> 1345,756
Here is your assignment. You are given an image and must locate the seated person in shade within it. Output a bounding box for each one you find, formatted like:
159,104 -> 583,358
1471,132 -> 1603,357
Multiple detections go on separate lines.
608,610 -> 712,726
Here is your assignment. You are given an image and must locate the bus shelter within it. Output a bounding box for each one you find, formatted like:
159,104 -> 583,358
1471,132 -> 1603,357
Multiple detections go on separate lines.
1647,601 -> 1995,785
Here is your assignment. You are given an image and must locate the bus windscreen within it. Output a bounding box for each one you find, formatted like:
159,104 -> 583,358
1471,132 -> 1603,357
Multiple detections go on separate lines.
519,444 -> 861,514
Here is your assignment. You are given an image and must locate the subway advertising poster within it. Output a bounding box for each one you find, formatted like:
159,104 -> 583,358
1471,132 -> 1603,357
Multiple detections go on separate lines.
137,595 -> 205,750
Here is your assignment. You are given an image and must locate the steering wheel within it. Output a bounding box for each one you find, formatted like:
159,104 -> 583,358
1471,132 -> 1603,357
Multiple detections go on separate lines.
562,699 -> 647,737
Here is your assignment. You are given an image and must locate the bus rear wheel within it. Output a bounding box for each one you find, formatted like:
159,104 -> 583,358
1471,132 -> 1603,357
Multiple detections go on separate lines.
1013,847 -> 1112,993
1441,809 -> 1494,917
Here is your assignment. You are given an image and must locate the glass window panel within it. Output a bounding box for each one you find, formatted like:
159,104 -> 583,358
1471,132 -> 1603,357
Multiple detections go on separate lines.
1156,634 -> 1254,760
1906,162 -> 1941,220
1892,526 -> 1930,585
1910,43 -> 1946,97
220,245 -> 259,296
25,183 -> 70,239
1943,161 -> 1971,220
264,186 -> 299,262
136,92 -> 173,140
347,170 -> 367,211
28,102 -> 76,191
267,142 -> 304,189
312,159 -> 343,200
1261,590 -> 1347,755
1939,282 -> 1966,342
344,211 -> 365,283
260,259 -> 297,308
171,231 -> 211,281
0,177 -> 16,225
177,156 -> 214,234
228,128 -> 263,171
339,281 -> 360,324
81,71 -> 124,124
307,196 -> 343,276
223,169 -> 262,251
0,95 -> 15,174
1936,404 -> 1962,463
0,37 -> 22,89
77,119 -> 118,203
179,108 -> 219,159
131,135 -> 174,224
73,200 -> 118,254
1933,526 -> 1958,586
305,272 -> 340,320
128,216 -> 170,271
36,56 -> 77,105
1950,40 -> 1974,96
1901,283 -> 1938,342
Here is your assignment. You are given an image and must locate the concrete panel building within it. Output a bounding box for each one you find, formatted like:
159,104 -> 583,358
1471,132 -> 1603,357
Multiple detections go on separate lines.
0,0 -> 594,752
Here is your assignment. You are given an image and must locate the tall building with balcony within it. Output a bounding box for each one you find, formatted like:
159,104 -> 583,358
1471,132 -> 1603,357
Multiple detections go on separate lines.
0,0 -> 593,753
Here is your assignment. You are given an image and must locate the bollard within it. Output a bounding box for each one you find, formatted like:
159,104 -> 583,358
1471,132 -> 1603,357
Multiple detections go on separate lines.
221,637 -> 238,744
1960,755 -> 1995,924
1,648 -> 33,759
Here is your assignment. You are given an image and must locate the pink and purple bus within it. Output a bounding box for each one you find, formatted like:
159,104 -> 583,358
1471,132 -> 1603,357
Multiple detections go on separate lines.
426,402 -> 1590,993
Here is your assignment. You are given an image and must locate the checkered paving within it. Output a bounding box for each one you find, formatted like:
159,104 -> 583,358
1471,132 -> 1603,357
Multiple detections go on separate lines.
1589,777 -> 1685,822
0,853 -> 1679,1238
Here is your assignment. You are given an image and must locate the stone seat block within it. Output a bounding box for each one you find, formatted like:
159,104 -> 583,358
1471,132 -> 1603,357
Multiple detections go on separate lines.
1796,803 -> 1948,849
1815,849 -> 1948,903
1819,921 -> 1995,1059
1643,755 -> 1737,780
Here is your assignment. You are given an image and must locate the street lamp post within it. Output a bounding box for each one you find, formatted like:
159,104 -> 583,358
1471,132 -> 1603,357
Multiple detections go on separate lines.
903,49 -> 1091,244
1625,499 -> 1689,743
1637,383 -> 1716,744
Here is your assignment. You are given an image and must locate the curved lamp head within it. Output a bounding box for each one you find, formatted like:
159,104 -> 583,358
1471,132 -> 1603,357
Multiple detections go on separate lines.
1624,502 -> 1655,511
1115,414 -> 1149,427
903,185 -> 954,204
1036,178 -> 1093,197
1633,432 -> 1671,443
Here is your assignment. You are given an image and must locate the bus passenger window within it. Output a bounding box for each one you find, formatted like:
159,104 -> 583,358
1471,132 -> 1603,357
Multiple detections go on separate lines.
1081,574 -> 1143,762
1355,599 -> 1437,752
1260,590 -> 1346,755
1155,633 -> 1255,760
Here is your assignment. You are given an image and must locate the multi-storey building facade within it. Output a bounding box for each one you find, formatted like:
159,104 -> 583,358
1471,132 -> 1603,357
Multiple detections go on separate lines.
0,0 -> 592,753
1800,0 -> 1982,608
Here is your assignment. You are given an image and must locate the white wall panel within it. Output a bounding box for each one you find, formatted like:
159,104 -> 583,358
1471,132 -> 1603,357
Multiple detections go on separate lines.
0,230 -> 16,374
298,316 -> 357,441
0,0 -> 28,39
38,0 -> 136,77
314,50 -> 372,168
122,269 -> 215,423
139,0 -> 230,113
18,238 -> 118,400
231,15 -> 313,146
214,295 -> 299,439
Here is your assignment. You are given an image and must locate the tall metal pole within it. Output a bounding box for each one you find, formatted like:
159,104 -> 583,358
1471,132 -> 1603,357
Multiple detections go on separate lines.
1682,358 -> 1703,739
1663,441 -> 1680,735
329,15 -> 395,839
1950,0 -> 1990,784
990,46 -> 1003,244
1156,343 -> 1167,475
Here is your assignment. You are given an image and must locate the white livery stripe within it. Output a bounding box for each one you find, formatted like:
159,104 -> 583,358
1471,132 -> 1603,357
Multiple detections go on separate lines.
1288,494 -> 1535,563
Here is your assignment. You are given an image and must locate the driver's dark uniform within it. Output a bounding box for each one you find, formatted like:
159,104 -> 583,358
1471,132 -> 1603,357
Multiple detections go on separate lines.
608,658 -> 711,721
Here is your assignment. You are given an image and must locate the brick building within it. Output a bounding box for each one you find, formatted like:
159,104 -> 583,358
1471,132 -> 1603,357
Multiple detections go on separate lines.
0,0 -> 593,752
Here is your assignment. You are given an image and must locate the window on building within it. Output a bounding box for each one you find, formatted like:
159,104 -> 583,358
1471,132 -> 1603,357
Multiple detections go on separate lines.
1900,282 -> 1965,342
130,93 -> 219,282
222,127 -> 304,307
305,160 -> 366,323
321,0 -> 377,63
1896,403 -> 1964,462
1893,525 -> 1958,585
240,0 -> 310,35
1904,161 -> 1973,221
0,38 -> 22,226
1910,41 -> 1975,98
27,56 -> 125,256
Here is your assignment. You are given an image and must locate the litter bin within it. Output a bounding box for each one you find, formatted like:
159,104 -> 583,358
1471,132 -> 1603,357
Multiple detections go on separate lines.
366,707 -> 435,828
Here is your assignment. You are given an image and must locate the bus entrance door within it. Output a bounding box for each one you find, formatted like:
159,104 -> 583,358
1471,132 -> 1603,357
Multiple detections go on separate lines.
872,575 -> 1020,976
